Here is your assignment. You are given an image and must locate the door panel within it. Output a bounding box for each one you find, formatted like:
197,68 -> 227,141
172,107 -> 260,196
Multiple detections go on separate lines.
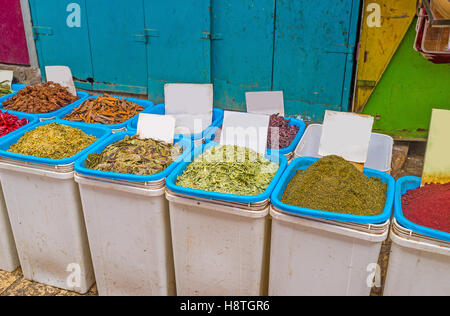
29,0 -> 93,90
144,0 -> 211,104
86,0 -> 147,94
211,0 -> 276,112
273,0 -> 360,121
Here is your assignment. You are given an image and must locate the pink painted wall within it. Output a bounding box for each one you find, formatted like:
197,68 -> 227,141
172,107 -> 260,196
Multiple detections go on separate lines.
0,0 -> 30,65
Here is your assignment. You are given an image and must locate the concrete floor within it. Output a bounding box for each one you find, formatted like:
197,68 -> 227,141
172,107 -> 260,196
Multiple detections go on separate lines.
0,141 -> 426,296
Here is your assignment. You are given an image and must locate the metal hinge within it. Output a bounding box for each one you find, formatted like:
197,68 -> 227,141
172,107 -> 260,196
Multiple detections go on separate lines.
201,32 -> 223,40
32,26 -> 53,40
133,29 -> 160,43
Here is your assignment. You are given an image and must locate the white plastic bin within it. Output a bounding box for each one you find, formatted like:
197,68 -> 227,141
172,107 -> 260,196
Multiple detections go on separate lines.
294,124 -> 394,173
0,161 -> 95,293
166,191 -> 271,296
384,220 -> 450,296
269,206 -> 389,296
0,184 -> 19,272
75,174 -> 176,296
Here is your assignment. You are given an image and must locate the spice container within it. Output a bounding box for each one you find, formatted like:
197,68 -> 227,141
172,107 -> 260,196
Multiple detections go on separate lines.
384,177 -> 450,296
0,110 -> 37,272
128,104 -> 224,149
204,115 -> 306,160
294,124 -> 394,173
59,95 -> 153,132
0,120 -> 111,293
269,157 -> 395,296
0,83 -> 89,120
165,142 -> 287,295
74,131 -> 191,296
0,84 -> 26,102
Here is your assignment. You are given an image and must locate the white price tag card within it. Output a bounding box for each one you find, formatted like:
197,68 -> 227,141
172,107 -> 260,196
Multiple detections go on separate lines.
136,113 -> 176,143
319,111 -> 374,164
165,83 -> 213,115
45,66 -> 77,96
0,70 -> 13,88
220,111 -> 270,155
422,109 -> 450,185
246,91 -> 284,116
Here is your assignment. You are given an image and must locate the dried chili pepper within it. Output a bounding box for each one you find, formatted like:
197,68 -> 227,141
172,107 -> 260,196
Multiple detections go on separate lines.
2,82 -> 79,114
63,94 -> 145,125
0,111 -> 28,137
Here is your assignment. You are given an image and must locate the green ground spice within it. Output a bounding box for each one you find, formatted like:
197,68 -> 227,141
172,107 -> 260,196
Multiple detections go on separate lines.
176,145 -> 279,196
281,155 -> 387,216
8,123 -> 97,159
85,135 -> 182,175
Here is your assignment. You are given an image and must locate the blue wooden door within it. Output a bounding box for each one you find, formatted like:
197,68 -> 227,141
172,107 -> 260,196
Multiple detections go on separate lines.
144,0 -> 211,104
273,0 -> 361,122
29,0 -> 94,90
85,0 -> 147,94
211,0 -> 276,111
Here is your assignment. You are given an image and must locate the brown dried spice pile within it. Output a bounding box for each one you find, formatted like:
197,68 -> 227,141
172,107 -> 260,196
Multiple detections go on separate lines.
63,94 -> 145,125
2,82 -> 79,114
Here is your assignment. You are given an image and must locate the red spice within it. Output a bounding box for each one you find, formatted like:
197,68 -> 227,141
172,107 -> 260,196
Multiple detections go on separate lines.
402,183 -> 450,233
0,111 -> 28,137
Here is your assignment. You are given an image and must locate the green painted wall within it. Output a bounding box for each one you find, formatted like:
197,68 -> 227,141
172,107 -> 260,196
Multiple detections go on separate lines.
363,19 -> 450,140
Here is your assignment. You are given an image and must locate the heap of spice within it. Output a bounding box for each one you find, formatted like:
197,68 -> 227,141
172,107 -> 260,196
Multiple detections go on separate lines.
176,145 -> 279,196
2,82 -> 79,114
0,112 -> 28,137
63,94 -> 144,125
267,114 -> 300,149
85,136 -> 182,175
0,81 -> 13,97
402,183 -> 450,233
281,155 -> 387,216
8,123 -> 97,159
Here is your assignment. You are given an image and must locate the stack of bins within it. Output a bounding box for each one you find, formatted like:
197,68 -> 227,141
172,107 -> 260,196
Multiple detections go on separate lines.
57,95 -> 154,133
128,104 -> 225,150
294,124 -> 394,173
0,85 -> 90,121
74,131 -> 192,296
0,111 -> 38,272
384,177 -> 450,296
269,157 -> 395,296
165,142 -> 287,296
204,117 -> 306,161
0,120 -> 111,293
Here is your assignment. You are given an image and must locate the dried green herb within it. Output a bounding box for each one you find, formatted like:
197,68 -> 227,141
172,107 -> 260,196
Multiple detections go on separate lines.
0,81 -> 13,97
281,155 -> 387,216
8,123 -> 97,159
176,145 -> 279,196
85,135 -> 182,175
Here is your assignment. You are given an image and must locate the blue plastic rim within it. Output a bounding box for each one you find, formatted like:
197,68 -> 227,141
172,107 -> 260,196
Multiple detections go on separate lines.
0,84 -> 90,120
0,84 -> 26,101
271,157 -> 396,225
395,177 -> 450,242
166,141 -> 288,204
75,131 -> 192,183
203,116 -> 307,156
58,94 -> 154,130
0,119 -> 112,166
0,109 -> 39,140
127,104 -> 225,141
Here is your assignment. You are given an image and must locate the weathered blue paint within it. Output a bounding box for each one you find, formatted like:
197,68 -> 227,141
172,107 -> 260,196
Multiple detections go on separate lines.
144,0 -> 211,104
28,0 -> 361,120
273,0 -> 361,122
85,0 -> 148,94
211,0 -> 276,112
29,0 -> 94,90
